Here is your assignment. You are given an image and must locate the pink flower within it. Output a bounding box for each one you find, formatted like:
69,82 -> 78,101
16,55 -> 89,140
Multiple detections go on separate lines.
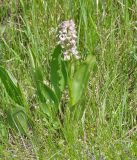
58,20 -> 80,60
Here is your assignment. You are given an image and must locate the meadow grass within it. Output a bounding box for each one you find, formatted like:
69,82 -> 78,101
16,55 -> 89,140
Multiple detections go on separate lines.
0,0 -> 137,159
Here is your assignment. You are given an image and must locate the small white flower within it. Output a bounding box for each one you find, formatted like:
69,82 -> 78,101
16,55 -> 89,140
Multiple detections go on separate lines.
72,34 -> 77,38
75,54 -> 81,59
64,54 -> 71,61
70,40 -> 76,45
72,50 -> 78,55
59,35 -> 66,41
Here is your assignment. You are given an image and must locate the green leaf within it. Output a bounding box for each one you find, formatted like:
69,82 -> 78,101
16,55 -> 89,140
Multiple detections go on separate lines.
0,67 -> 25,106
70,55 -> 96,106
6,105 -> 29,134
50,45 -> 67,99
42,83 -> 59,106
34,67 -> 59,106
0,123 -> 8,142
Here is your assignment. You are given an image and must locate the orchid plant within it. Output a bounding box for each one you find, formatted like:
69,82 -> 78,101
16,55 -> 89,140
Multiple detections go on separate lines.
0,20 -> 96,134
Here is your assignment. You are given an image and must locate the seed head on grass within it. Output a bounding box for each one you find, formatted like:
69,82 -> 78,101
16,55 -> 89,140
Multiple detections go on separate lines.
58,20 -> 80,60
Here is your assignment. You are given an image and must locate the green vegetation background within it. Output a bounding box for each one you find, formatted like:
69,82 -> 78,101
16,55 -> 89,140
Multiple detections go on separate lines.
0,0 -> 137,159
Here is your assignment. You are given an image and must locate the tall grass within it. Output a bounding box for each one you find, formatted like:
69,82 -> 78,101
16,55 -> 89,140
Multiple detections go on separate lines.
0,0 -> 137,159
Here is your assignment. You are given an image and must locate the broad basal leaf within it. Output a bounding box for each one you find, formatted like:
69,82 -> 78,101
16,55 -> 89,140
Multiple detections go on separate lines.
50,45 -> 67,99
34,67 -> 59,106
6,105 -> 29,135
0,66 -> 25,106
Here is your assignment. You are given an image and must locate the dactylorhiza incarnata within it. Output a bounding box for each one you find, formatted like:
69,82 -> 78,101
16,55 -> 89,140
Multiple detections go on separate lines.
58,20 -> 80,61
